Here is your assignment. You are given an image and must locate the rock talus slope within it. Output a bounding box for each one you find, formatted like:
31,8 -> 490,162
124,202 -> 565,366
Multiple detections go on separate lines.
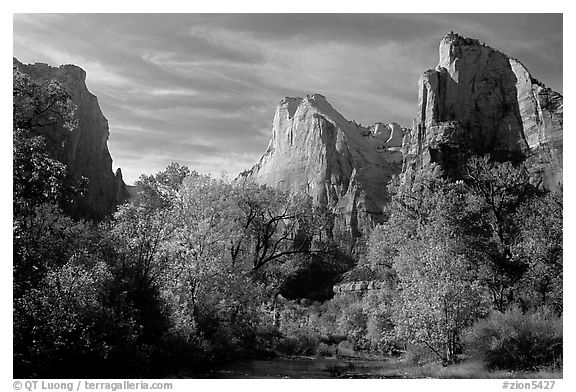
241,94 -> 403,236
14,58 -> 129,219
402,33 -> 563,189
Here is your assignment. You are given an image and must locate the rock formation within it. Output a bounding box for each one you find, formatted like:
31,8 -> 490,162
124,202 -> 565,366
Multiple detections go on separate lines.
333,280 -> 386,294
241,94 -> 404,236
14,58 -> 129,219
402,32 -> 563,189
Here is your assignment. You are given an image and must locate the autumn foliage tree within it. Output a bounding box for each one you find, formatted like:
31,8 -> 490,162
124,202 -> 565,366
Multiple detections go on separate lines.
366,156 -> 562,365
13,67 -> 82,213
388,177 -> 488,364
512,187 -> 563,312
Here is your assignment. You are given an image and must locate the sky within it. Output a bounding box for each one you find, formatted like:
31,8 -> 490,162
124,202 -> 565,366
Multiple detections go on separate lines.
13,13 -> 563,184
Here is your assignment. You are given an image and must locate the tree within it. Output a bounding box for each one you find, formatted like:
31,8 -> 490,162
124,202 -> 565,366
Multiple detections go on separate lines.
13,203 -> 99,298
161,173 -> 239,337
391,185 -> 488,364
156,173 -> 267,356
463,156 -> 537,311
13,67 -> 77,137
230,183 -> 331,274
107,164 -> 191,314
14,256 -> 116,377
513,187 -> 563,311
12,204 -> 141,378
133,162 -> 192,211
364,155 -> 562,365
13,131 -> 68,214
365,167 -> 493,363
13,66 -> 83,214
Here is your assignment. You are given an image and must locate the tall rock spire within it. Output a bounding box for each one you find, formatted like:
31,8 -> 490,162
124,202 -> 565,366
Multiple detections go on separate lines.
402,32 -> 563,189
241,94 -> 404,237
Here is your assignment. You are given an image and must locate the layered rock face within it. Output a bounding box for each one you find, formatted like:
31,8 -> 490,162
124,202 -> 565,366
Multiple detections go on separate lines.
333,280 -> 386,294
241,94 -> 403,236
14,58 -> 128,219
402,33 -> 563,189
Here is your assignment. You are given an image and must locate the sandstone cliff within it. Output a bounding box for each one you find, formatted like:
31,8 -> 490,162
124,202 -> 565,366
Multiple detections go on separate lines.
241,94 -> 404,236
402,32 -> 563,189
14,58 -> 129,219
333,280 -> 386,294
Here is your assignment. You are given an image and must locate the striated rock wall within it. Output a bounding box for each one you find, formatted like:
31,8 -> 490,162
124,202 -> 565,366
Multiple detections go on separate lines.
363,122 -> 405,165
14,58 -> 129,219
333,280 -> 386,294
402,33 -> 563,189
241,94 -> 403,236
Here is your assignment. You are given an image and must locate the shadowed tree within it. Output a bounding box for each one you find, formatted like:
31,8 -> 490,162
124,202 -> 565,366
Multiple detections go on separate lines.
13,66 -> 84,215
463,155 -> 537,311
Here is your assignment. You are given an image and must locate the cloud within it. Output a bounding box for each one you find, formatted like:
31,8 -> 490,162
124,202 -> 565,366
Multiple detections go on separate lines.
147,88 -> 199,97
193,14 -> 444,46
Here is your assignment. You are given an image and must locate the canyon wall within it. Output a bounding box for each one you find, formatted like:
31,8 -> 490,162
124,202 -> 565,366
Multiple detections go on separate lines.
14,58 -> 129,219
241,94 -> 404,236
402,32 -> 563,189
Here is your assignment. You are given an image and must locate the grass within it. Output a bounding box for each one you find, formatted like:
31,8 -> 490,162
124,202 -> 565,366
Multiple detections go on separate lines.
368,357 -> 563,379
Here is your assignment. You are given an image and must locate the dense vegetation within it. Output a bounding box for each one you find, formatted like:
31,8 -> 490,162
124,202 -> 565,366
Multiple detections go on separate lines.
13,70 -> 562,378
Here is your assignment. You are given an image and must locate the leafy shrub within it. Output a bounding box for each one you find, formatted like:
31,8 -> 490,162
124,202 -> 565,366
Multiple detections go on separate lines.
316,343 -> 337,357
275,299 -> 322,356
463,307 -> 562,370
254,324 -> 282,352
13,257 -> 146,378
276,330 -> 320,356
403,343 -> 440,366
336,340 -> 355,357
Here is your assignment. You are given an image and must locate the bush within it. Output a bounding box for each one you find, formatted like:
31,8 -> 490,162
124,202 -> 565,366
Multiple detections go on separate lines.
276,332 -> 320,356
463,307 -> 562,370
403,343 -> 440,366
254,324 -> 282,353
337,340 -> 355,357
275,299 -> 322,356
316,343 -> 337,357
